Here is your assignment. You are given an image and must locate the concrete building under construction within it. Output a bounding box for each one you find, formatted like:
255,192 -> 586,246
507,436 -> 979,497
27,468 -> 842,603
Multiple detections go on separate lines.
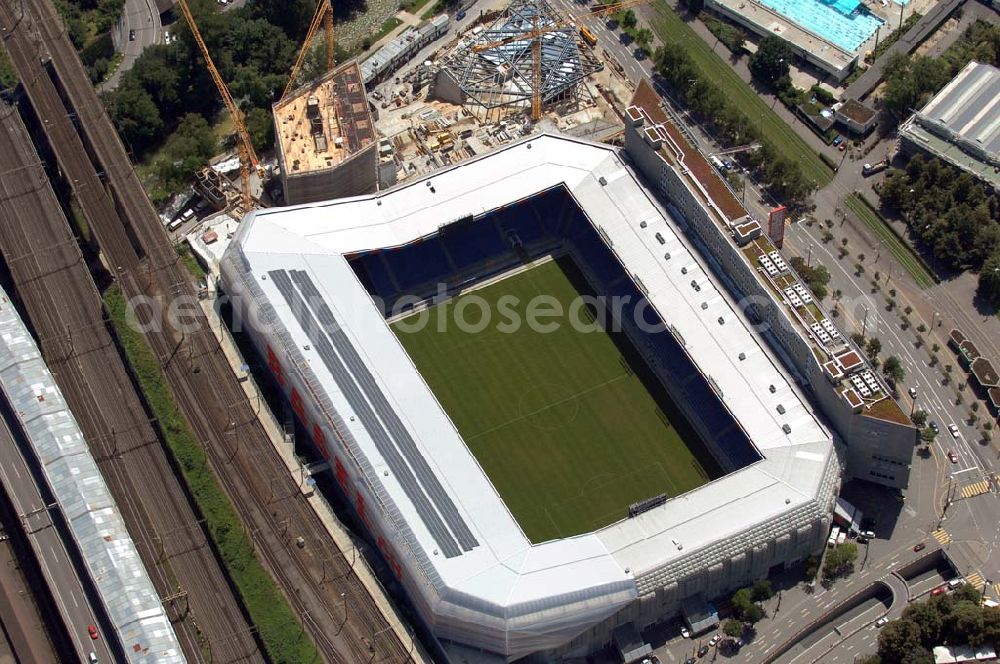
273,60 -> 379,205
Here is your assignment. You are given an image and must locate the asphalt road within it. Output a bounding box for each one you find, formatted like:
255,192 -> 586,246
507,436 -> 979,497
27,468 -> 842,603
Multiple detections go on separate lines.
0,414 -> 114,664
102,0 -> 160,91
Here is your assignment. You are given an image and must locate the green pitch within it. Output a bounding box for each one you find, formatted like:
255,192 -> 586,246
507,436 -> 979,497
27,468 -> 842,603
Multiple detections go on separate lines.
392,257 -> 716,543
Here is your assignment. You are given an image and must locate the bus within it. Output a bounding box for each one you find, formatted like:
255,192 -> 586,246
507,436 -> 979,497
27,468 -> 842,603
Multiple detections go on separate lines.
579,26 -> 598,47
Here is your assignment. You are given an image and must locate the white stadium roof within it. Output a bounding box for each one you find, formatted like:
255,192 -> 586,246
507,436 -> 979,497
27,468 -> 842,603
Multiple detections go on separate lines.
223,133 -> 838,658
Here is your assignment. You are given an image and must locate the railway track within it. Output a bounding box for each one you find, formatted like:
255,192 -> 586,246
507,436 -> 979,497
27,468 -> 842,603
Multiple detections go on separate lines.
3,1 -> 415,661
0,34 -> 264,664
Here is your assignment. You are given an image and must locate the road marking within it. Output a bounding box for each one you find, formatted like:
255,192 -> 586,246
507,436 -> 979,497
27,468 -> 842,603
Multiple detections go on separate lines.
932,528 -> 952,545
961,480 -> 990,499
966,571 -> 986,591
991,582 -> 1000,599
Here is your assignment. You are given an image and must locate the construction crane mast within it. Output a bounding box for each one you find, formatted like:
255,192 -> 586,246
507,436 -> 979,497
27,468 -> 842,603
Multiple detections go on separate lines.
473,0 -> 652,121
176,0 -> 263,215
281,0 -> 337,103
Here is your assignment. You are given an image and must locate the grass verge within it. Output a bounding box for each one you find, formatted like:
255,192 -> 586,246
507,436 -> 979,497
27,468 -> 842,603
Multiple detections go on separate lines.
844,194 -> 937,289
392,258 -> 711,542
372,17 -> 404,44
649,2 -> 833,188
104,286 -> 319,664
176,243 -> 207,283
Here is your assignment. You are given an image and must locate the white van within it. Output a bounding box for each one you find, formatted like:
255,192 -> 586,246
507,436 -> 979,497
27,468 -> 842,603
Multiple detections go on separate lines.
948,577 -> 966,590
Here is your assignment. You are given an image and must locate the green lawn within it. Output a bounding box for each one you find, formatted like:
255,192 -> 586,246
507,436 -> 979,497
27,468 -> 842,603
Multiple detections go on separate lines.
649,2 -> 833,188
392,258 -> 712,543
844,194 -> 936,289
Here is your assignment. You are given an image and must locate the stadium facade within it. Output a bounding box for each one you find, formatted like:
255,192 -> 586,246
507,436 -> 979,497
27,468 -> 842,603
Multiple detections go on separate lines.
220,115 -> 854,658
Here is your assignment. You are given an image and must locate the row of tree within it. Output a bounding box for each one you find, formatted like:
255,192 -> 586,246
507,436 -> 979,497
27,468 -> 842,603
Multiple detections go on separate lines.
871,585 -> 999,664
653,42 -> 816,205
878,155 -> 1000,309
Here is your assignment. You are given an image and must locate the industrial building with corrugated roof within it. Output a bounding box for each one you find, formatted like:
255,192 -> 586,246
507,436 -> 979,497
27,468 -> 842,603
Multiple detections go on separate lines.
0,288 -> 185,664
900,61 -> 1000,190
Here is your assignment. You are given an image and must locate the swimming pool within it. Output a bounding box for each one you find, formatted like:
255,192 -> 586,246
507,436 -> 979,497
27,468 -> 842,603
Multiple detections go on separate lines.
758,0 -> 885,52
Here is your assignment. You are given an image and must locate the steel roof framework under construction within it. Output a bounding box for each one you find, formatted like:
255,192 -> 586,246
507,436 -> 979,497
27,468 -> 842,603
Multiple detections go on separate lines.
440,0 -> 602,119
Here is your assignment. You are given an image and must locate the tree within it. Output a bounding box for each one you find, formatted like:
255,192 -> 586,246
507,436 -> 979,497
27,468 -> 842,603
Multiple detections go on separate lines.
749,36 -> 793,86
979,252 -> 1000,310
866,337 -> 883,360
911,409 -> 928,428
731,588 -> 766,623
823,542 -> 858,579
903,601 -> 944,645
883,355 -> 906,385
723,619 -> 744,638
633,28 -> 654,54
949,602 -> 985,646
878,620 -> 923,664
620,9 -> 638,30
680,0 -> 704,12
751,579 -> 773,602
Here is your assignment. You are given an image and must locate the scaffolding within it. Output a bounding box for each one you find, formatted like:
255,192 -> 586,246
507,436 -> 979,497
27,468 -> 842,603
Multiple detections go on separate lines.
439,0 -> 602,122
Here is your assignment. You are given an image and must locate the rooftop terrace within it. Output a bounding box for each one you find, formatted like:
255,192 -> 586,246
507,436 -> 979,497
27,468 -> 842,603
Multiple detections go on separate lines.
273,60 -> 375,177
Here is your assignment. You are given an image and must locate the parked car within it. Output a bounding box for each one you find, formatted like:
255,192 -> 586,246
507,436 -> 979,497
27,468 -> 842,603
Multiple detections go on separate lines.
875,617 -> 889,627
709,635 -> 721,647
698,645 -> 710,658
832,136 -> 842,147
908,387 -> 917,398
456,8 -> 466,19
88,624 -> 99,640
686,658 -> 696,664
949,424 -> 960,439
860,530 -> 875,539
947,450 -> 959,464
931,585 -> 948,596
914,542 -> 926,552
681,626 -> 691,639
930,421 -> 940,433
128,29 -> 135,41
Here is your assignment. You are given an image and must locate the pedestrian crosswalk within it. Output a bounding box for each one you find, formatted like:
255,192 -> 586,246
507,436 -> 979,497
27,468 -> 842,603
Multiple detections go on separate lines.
932,529 -> 952,545
961,480 -> 991,499
990,582 -> 1000,600
966,571 -> 986,591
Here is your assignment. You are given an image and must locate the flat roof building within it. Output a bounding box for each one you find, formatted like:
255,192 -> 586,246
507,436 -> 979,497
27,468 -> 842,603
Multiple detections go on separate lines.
900,61 -> 1000,191
273,60 -> 378,204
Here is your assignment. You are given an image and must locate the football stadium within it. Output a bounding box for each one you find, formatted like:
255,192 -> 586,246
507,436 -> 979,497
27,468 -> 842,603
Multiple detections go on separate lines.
220,133 -> 841,661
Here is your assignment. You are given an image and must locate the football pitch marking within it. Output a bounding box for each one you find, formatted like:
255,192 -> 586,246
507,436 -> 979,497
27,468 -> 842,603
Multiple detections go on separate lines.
464,373 -> 631,442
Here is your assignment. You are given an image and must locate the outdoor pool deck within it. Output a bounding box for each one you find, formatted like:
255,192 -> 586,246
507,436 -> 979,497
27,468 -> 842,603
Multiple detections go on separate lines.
705,0 -> 908,81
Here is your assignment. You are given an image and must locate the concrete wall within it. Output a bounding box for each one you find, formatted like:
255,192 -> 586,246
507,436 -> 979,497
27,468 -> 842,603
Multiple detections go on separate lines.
280,144 -> 378,205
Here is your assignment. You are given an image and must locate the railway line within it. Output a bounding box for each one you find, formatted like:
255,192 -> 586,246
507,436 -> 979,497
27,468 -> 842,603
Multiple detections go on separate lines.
2,1 -> 414,661
0,90 -> 264,664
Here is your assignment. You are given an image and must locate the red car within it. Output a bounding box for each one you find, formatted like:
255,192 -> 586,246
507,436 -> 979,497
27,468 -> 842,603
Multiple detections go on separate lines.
931,585 -> 947,596
87,624 -> 99,640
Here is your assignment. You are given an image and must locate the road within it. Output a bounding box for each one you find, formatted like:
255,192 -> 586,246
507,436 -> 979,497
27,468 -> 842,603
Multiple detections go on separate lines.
3,1 -> 418,661
0,74 -> 262,664
103,0 -> 160,91
0,412 -> 114,664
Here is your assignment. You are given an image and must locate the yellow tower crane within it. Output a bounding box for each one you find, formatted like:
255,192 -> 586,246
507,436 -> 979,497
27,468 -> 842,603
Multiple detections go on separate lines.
176,0 -> 264,215
473,0 -> 652,121
280,0 -> 337,103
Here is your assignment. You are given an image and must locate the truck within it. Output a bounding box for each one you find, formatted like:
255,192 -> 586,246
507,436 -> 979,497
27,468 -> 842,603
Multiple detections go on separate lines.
862,160 -> 888,176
